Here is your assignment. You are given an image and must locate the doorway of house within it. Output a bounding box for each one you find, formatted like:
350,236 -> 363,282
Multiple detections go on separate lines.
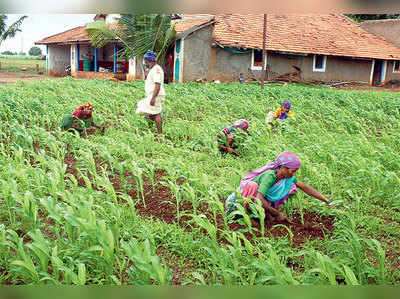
164,45 -> 175,83
372,59 -> 383,86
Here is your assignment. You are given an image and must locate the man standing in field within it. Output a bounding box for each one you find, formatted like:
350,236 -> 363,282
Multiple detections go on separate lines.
136,50 -> 166,134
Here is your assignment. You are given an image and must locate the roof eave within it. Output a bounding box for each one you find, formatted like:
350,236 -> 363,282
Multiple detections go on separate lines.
215,41 -> 400,60
35,39 -> 120,46
175,19 -> 215,39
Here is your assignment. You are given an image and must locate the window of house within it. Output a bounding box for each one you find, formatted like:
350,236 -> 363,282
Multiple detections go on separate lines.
313,54 -> 326,72
393,60 -> 400,73
251,49 -> 266,70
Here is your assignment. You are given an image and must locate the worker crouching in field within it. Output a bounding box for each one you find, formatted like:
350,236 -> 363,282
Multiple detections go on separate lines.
217,119 -> 249,156
266,101 -> 296,129
60,102 -> 103,135
225,152 -> 332,222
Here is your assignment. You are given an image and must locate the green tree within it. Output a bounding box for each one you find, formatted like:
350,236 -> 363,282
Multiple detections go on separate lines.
85,14 -> 176,64
346,14 -> 400,23
29,46 -> 42,56
0,14 -> 27,47
1,50 -> 16,55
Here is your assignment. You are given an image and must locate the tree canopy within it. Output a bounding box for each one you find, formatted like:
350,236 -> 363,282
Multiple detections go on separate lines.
29,46 -> 42,56
346,14 -> 400,23
85,14 -> 176,64
0,14 -> 27,47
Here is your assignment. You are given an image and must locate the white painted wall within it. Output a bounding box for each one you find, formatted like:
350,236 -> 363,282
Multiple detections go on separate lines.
129,57 -> 136,75
48,45 -> 70,75
71,44 -> 76,72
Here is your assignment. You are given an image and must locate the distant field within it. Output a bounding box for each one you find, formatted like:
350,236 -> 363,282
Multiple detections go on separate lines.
0,56 -> 46,74
0,55 -> 43,60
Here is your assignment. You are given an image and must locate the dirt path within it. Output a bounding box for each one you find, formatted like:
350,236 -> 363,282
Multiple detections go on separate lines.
0,70 -> 56,84
332,83 -> 400,92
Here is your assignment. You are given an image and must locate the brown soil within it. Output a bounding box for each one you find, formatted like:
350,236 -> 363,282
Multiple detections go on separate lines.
156,247 -> 196,285
0,70 -> 55,84
124,168 -> 334,247
332,83 -> 400,92
61,150 -> 334,247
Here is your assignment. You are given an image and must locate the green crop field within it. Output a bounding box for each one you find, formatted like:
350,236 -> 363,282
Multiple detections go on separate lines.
0,78 -> 399,285
0,56 -> 46,73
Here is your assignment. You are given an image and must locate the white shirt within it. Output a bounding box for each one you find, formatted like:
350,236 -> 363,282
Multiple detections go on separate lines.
145,64 -> 166,98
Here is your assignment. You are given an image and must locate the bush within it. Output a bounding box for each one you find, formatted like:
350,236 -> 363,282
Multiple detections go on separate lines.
28,47 -> 42,56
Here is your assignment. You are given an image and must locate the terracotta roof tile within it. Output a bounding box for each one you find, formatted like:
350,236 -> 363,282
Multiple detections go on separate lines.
173,16 -> 214,34
36,24 -> 119,45
36,26 -> 90,44
181,13 -> 400,60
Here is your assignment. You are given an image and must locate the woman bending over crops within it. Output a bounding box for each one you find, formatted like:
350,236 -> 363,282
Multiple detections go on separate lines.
217,119 -> 249,156
266,101 -> 295,126
60,102 -> 103,134
225,152 -> 332,222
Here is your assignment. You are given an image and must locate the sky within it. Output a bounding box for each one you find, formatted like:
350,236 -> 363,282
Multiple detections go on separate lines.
0,14 -> 95,54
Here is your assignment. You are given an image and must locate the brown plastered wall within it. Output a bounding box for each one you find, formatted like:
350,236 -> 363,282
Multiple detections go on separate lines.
385,60 -> 400,82
211,50 -> 372,83
182,26 -> 213,82
267,52 -> 372,83
214,48 -> 252,81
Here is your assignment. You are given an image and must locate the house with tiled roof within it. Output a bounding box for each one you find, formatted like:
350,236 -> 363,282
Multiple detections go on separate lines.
36,14 -> 400,85
173,14 -> 400,85
360,19 -> 400,77
35,14 -> 141,80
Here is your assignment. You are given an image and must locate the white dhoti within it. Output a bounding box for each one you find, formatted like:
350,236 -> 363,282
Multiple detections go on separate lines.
136,95 -> 165,116
137,64 -> 166,116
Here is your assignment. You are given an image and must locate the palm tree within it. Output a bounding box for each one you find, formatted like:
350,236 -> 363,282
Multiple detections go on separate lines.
0,14 -> 28,47
85,14 -> 176,64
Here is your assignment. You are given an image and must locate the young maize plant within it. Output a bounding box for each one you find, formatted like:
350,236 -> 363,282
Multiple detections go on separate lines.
1,78 -> 399,285
121,238 -> 172,285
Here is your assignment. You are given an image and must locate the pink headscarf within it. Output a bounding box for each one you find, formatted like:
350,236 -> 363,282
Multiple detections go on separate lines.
233,119 -> 249,131
240,152 -> 301,190
221,119 -> 249,135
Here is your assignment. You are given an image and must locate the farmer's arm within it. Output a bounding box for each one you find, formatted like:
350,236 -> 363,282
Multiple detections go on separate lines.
71,118 -> 83,132
217,134 -> 238,155
254,173 -> 291,221
218,144 -> 239,156
92,121 -> 104,129
150,83 -> 161,106
255,192 -> 289,221
296,181 -> 330,204
254,192 -> 279,216
91,121 -> 100,128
